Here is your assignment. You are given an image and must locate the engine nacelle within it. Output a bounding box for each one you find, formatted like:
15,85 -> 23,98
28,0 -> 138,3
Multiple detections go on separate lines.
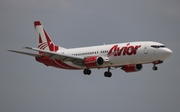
122,64 -> 143,73
84,56 -> 104,68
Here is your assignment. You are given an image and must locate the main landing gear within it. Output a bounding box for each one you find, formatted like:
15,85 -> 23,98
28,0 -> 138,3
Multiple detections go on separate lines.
83,69 -> 91,75
104,67 -> 112,78
83,67 -> 112,78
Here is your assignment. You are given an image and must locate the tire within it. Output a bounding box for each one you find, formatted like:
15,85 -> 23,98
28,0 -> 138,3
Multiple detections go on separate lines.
153,66 -> 158,71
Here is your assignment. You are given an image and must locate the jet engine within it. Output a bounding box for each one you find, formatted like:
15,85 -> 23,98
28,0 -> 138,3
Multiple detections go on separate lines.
121,64 -> 142,73
84,56 -> 104,68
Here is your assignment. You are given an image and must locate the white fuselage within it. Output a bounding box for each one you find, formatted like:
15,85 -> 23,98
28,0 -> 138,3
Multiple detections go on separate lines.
56,41 -> 172,69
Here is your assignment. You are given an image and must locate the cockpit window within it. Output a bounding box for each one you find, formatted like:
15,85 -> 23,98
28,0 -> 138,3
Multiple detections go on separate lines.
160,45 -> 165,48
151,45 -> 158,48
151,45 -> 166,48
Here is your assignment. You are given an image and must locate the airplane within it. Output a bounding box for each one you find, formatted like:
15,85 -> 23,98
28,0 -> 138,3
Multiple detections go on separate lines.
8,21 -> 172,78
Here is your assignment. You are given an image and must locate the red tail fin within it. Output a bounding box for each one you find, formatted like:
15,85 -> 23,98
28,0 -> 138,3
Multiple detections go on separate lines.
34,21 -> 59,54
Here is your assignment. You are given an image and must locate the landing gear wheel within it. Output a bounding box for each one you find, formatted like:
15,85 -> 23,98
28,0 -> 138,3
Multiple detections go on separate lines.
87,70 -> 91,75
152,66 -> 158,71
104,71 -> 112,78
83,69 -> 91,75
104,72 -> 108,77
104,67 -> 112,78
108,72 -> 112,77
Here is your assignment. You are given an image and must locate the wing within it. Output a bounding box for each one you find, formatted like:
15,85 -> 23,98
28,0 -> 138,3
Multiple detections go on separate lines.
23,47 -> 85,66
8,50 -> 42,57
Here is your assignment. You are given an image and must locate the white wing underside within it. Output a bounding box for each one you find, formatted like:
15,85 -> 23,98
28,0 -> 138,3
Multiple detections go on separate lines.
8,47 -> 85,66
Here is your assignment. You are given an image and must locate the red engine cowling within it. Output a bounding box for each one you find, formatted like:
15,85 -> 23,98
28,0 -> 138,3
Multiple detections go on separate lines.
121,64 -> 142,73
84,56 -> 104,68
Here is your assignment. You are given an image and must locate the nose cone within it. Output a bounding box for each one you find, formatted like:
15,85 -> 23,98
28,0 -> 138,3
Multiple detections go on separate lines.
163,48 -> 172,59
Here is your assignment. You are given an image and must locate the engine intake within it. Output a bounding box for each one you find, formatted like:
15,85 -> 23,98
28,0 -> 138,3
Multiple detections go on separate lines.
122,64 -> 143,73
84,56 -> 104,68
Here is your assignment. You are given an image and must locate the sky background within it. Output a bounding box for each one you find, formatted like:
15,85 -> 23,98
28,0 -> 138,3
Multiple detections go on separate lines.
0,0 -> 180,112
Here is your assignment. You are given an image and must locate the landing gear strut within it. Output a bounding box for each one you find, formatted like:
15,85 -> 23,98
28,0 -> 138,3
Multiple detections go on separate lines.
152,60 -> 163,71
83,69 -> 91,75
152,65 -> 158,71
104,67 -> 112,78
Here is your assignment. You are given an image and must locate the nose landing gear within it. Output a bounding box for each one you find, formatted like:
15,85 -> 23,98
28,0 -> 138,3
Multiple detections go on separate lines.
152,60 -> 163,71
152,65 -> 158,71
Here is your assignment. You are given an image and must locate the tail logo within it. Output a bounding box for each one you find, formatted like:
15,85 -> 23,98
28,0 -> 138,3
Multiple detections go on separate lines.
38,42 -> 48,50
38,34 -> 49,50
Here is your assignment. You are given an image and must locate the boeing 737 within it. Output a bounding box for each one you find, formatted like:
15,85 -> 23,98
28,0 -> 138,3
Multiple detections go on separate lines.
8,21 -> 172,77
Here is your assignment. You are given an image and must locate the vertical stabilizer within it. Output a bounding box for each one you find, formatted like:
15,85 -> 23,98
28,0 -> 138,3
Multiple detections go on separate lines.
34,21 -> 65,54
